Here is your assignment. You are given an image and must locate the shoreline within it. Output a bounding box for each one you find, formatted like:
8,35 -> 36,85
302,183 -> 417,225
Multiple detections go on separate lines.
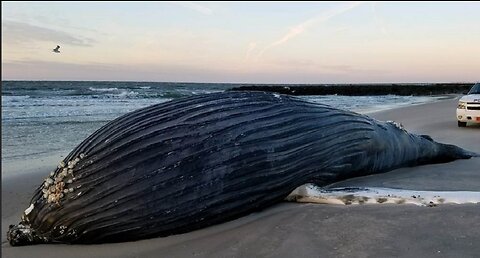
2,97 -> 479,257
361,94 -> 457,114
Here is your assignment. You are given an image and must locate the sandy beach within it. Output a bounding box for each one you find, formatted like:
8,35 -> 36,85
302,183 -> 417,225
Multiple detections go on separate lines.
2,96 -> 479,258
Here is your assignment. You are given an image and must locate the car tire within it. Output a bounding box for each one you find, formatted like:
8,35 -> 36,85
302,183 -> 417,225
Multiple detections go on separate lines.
458,121 -> 467,127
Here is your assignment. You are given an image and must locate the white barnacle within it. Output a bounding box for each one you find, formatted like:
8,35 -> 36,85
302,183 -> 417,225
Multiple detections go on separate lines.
59,225 -> 67,234
59,161 -> 65,168
67,179 -> 73,184
74,158 -> 80,163
46,178 -> 54,184
68,164 -> 74,169
79,153 -> 85,159
69,188 -> 74,192
64,189 -> 69,194
50,171 -> 55,176
49,186 -> 56,193
24,204 -> 34,216
386,120 -> 405,130
43,193 -> 48,199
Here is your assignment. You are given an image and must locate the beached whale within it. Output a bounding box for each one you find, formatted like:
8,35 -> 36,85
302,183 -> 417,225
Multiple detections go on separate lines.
7,91 -> 478,246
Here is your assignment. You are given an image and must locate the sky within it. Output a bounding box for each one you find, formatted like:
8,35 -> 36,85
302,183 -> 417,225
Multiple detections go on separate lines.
2,1 -> 479,83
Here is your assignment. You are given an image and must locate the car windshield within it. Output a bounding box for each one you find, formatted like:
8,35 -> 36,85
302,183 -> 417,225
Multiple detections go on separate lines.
468,83 -> 480,94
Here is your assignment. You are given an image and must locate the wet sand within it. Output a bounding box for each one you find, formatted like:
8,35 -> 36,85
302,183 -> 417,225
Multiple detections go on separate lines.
2,97 -> 479,258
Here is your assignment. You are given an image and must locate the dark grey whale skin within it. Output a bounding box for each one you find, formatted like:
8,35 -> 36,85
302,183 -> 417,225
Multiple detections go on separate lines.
8,91 -> 477,245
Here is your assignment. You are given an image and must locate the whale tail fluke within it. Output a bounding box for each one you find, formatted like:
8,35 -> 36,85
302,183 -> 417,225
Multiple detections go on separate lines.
465,151 -> 480,158
439,143 -> 479,161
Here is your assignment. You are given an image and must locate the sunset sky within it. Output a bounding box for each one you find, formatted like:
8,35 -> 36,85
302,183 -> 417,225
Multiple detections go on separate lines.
2,1 -> 479,83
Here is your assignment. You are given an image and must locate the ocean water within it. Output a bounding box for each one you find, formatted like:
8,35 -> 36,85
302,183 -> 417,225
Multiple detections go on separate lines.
1,81 -> 439,176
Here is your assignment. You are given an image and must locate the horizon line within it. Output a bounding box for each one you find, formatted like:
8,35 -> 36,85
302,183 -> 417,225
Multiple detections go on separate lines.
1,79 -> 476,85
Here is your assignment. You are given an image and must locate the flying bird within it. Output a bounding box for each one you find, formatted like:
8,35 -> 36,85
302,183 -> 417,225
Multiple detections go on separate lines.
53,45 -> 60,53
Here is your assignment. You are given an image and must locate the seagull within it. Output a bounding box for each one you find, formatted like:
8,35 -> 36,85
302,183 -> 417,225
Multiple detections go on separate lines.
53,45 -> 60,53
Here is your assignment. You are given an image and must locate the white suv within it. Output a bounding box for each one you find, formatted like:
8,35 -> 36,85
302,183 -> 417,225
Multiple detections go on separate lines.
456,83 -> 480,127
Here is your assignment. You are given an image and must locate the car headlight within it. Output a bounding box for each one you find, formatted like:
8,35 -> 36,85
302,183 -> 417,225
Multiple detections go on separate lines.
457,101 -> 466,109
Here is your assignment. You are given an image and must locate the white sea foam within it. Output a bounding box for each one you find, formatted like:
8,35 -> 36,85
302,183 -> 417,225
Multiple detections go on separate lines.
88,87 -> 119,92
107,90 -> 139,98
2,95 -> 31,104
301,95 -> 442,114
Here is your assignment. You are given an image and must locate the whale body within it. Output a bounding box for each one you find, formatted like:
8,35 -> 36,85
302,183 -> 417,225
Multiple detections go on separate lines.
7,91 -> 477,245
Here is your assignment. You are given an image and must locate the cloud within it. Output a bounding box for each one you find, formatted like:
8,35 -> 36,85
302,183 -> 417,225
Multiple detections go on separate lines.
2,20 -> 96,47
170,2 -> 213,15
371,2 -> 388,35
270,58 -> 386,74
32,15 -> 110,36
1,60 -> 233,81
8,58 -> 476,84
244,42 -> 257,61
258,2 -> 363,58
2,60 -> 115,80
2,59 -> 392,83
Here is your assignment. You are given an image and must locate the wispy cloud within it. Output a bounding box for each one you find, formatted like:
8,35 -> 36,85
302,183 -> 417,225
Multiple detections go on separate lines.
270,58 -> 386,74
1,60 -> 238,82
257,2 -> 363,59
244,42 -> 257,61
170,2 -> 213,15
32,15 -> 110,36
1,59 -> 390,83
371,2 -> 387,36
2,20 -> 95,46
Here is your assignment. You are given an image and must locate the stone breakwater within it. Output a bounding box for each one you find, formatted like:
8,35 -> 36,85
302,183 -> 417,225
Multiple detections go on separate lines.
230,83 -> 474,96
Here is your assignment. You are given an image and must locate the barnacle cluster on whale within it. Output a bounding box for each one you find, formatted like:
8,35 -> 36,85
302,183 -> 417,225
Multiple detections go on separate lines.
41,154 -> 84,205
